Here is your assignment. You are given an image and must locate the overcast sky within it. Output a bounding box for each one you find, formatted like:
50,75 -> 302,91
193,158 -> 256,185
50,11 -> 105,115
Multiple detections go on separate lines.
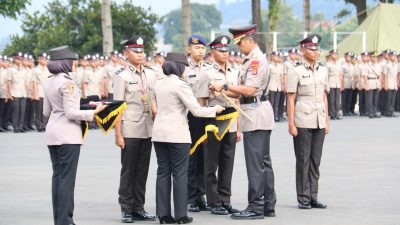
0,0 -> 238,39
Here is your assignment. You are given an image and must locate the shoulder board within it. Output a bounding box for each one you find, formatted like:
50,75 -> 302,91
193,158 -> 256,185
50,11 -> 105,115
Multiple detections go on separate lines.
143,64 -> 154,70
64,74 -> 73,80
295,61 -> 302,67
318,62 -> 325,66
115,67 -> 125,75
203,61 -> 212,66
48,75 -> 54,78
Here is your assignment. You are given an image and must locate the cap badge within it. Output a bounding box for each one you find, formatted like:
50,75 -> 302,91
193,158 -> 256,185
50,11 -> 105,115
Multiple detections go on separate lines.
192,37 -> 199,44
137,37 -> 144,45
312,36 -> 318,44
221,37 -> 228,45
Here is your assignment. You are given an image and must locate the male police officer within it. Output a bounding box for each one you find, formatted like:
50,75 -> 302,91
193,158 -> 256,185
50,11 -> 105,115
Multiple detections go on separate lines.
210,24 -> 276,219
287,34 -> 329,210
113,35 -> 157,223
326,49 -> 343,120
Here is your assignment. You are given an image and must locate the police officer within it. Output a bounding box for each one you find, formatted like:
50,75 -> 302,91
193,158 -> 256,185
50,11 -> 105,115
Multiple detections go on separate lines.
32,53 -> 51,132
0,55 -> 8,132
202,35 -> 240,215
152,52 -> 224,224
268,51 -> 283,122
366,51 -> 382,118
7,52 -> 27,133
326,49 -> 343,120
113,35 -> 157,223
287,34 -> 329,210
211,24 -> 276,219
355,52 -> 370,116
44,45 -> 107,225
341,52 -> 355,116
350,54 -> 359,115
105,50 -> 122,100
383,50 -> 399,117
183,34 -> 211,213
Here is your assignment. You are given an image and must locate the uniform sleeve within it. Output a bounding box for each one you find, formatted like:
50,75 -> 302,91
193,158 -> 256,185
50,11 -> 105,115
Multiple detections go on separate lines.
177,81 -> 216,118
244,59 -> 266,88
43,85 -> 52,117
286,67 -> 299,93
113,74 -> 125,101
82,70 -> 89,83
62,80 -> 94,121
195,70 -> 210,98
7,69 -> 12,81
325,69 -> 330,93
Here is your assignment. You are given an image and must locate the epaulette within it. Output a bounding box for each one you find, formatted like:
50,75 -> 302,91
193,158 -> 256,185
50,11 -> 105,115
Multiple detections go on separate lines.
318,62 -> 325,66
115,67 -> 125,75
143,64 -> 154,71
48,75 -> 54,78
295,61 -> 302,67
203,61 -> 212,67
64,74 -> 72,80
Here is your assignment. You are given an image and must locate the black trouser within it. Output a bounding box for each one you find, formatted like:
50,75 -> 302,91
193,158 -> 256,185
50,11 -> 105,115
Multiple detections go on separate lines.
48,144 -> 80,225
278,91 -> 286,119
34,98 -> 45,130
379,90 -> 388,115
0,98 -> 7,129
107,93 -> 113,100
350,89 -> 358,114
341,88 -> 352,114
328,88 -> 340,117
24,98 -> 35,129
154,142 -> 190,218
118,137 -> 152,213
358,89 -> 366,115
366,89 -> 379,116
387,89 -> 397,115
243,130 -> 276,214
293,128 -> 325,203
395,90 -> 400,111
187,112 -> 206,203
268,91 -> 280,120
11,97 -> 26,131
204,132 -> 236,206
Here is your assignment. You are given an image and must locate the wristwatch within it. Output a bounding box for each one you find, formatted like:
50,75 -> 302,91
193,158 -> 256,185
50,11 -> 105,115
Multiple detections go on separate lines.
223,83 -> 229,91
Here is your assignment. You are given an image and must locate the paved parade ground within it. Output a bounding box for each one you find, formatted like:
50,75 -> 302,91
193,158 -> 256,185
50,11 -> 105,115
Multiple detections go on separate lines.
1,116 -> 400,225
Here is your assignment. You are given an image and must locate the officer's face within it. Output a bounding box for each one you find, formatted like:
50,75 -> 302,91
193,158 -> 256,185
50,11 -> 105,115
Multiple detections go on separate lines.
301,47 -> 320,62
371,56 -> 378,63
187,44 -> 206,62
38,58 -> 47,66
389,54 -> 396,61
344,55 -> 351,62
237,38 -> 251,55
361,55 -> 369,62
212,49 -> 228,64
124,49 -> 144,65
331,53 -> 338,60
111,55 -> 119,63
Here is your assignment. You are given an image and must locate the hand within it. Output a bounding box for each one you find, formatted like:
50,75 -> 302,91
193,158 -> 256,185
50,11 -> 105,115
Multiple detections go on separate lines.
115,135 -> 125,149
214,105 -> 225,113
209,83 -> 224,92
289,124 -> 298,137
325,125 -> 329,135
236,131 -> 241,143
94,103 -> 107,115
211,90 -> 221,97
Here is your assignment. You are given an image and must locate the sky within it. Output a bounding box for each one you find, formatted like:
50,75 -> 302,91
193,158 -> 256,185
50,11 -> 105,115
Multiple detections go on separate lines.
0,0 -> 237,40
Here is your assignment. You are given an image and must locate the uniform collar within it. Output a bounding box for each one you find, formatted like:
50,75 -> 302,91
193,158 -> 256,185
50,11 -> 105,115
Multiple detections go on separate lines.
128,64 -> 144,74
213,62 -> 231,72
302,59 -> 320,71
187,57 -> 203,67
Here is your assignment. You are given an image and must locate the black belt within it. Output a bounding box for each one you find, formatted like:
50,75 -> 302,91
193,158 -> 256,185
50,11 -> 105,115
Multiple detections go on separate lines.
368,77 -> 377,80
239,95 -> 268,104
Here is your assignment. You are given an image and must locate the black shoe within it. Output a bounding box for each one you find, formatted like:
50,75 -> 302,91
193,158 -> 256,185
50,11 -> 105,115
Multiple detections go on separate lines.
374,114 -> 381,118
3,126 -> 11,131
231,208 -> 264,220
264,209 -> 276,217
0,128 -> 5,132
368,115 -> 374,118
222,202 -> 240,214
159,216 -> 176,224
335,115 -> 342,120
210,206 -> 229,215
14,129 -> 20,133
330,116 -> 335,120
310,200 -> 327,209
176,216 -> 193,224
196,196 -> 210,211
121,212 -> 134,223
188,202 -> 200,212
298,201 -> 312,209
132,210 -> 156,221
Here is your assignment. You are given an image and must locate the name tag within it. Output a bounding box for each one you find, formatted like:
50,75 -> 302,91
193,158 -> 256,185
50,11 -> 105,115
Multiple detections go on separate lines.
189,74 -> 196,78
302,74 -> 311,78
214,77 -> 223,80
129,81 -> 138,84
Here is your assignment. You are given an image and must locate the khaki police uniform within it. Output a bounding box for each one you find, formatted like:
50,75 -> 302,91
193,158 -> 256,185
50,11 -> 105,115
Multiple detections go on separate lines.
238,46 -> 276,214
113,63 -> 156,214
355,62 -> 369,116
268,61 -> 283,121
0,66 -> 9,131
287,60 -> 329,204
7,65 -> 27,132
24,67 -> 35,130
384,61 -> 399,116
341,61 -> 355,115
82,67 -> 106,98
326,60 -> 341,118
203,62 -> 239,208
105,62 -> 121,100
33,65 -> 52,131
366,62 -> 381,117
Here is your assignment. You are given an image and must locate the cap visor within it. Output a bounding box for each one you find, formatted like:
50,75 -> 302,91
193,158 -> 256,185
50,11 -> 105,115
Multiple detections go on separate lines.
128,47 -> 144,53
303,45 -> 319,50
215,47 -> 230,52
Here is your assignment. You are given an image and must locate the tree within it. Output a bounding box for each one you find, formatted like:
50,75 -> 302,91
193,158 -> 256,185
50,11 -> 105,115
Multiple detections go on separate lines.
0,0 -> 30,19
251,0 -> 266,51
303,0 -> 310,32
344,0 -> 367,25
182,0 -> 191,50
267,0 -> 280,52
3,0 -> 161,56
101,0 -> 113,55
163,3 -> 221,52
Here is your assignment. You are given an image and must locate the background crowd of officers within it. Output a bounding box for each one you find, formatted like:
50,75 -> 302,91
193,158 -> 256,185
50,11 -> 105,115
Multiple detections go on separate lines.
1,47 -> 399,133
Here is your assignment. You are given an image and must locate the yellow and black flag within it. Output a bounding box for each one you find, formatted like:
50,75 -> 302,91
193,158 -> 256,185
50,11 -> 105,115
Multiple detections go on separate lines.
189,107 -> 238,155
80,98 -> 126,138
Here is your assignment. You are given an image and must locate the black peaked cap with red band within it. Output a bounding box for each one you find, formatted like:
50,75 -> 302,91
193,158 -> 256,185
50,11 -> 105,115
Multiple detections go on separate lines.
299,34 -> 321,50
229,24 -> 257,44
121,35 -> 145,53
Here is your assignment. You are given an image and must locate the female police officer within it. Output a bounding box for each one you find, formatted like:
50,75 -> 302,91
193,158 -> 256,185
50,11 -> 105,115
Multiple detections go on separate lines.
43,46 -> 106,225
152,53 -> 224,224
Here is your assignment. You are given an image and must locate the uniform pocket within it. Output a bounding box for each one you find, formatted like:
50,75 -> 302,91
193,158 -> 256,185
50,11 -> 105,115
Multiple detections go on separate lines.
127,83 -> 140,93
122,111 -> 142,122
